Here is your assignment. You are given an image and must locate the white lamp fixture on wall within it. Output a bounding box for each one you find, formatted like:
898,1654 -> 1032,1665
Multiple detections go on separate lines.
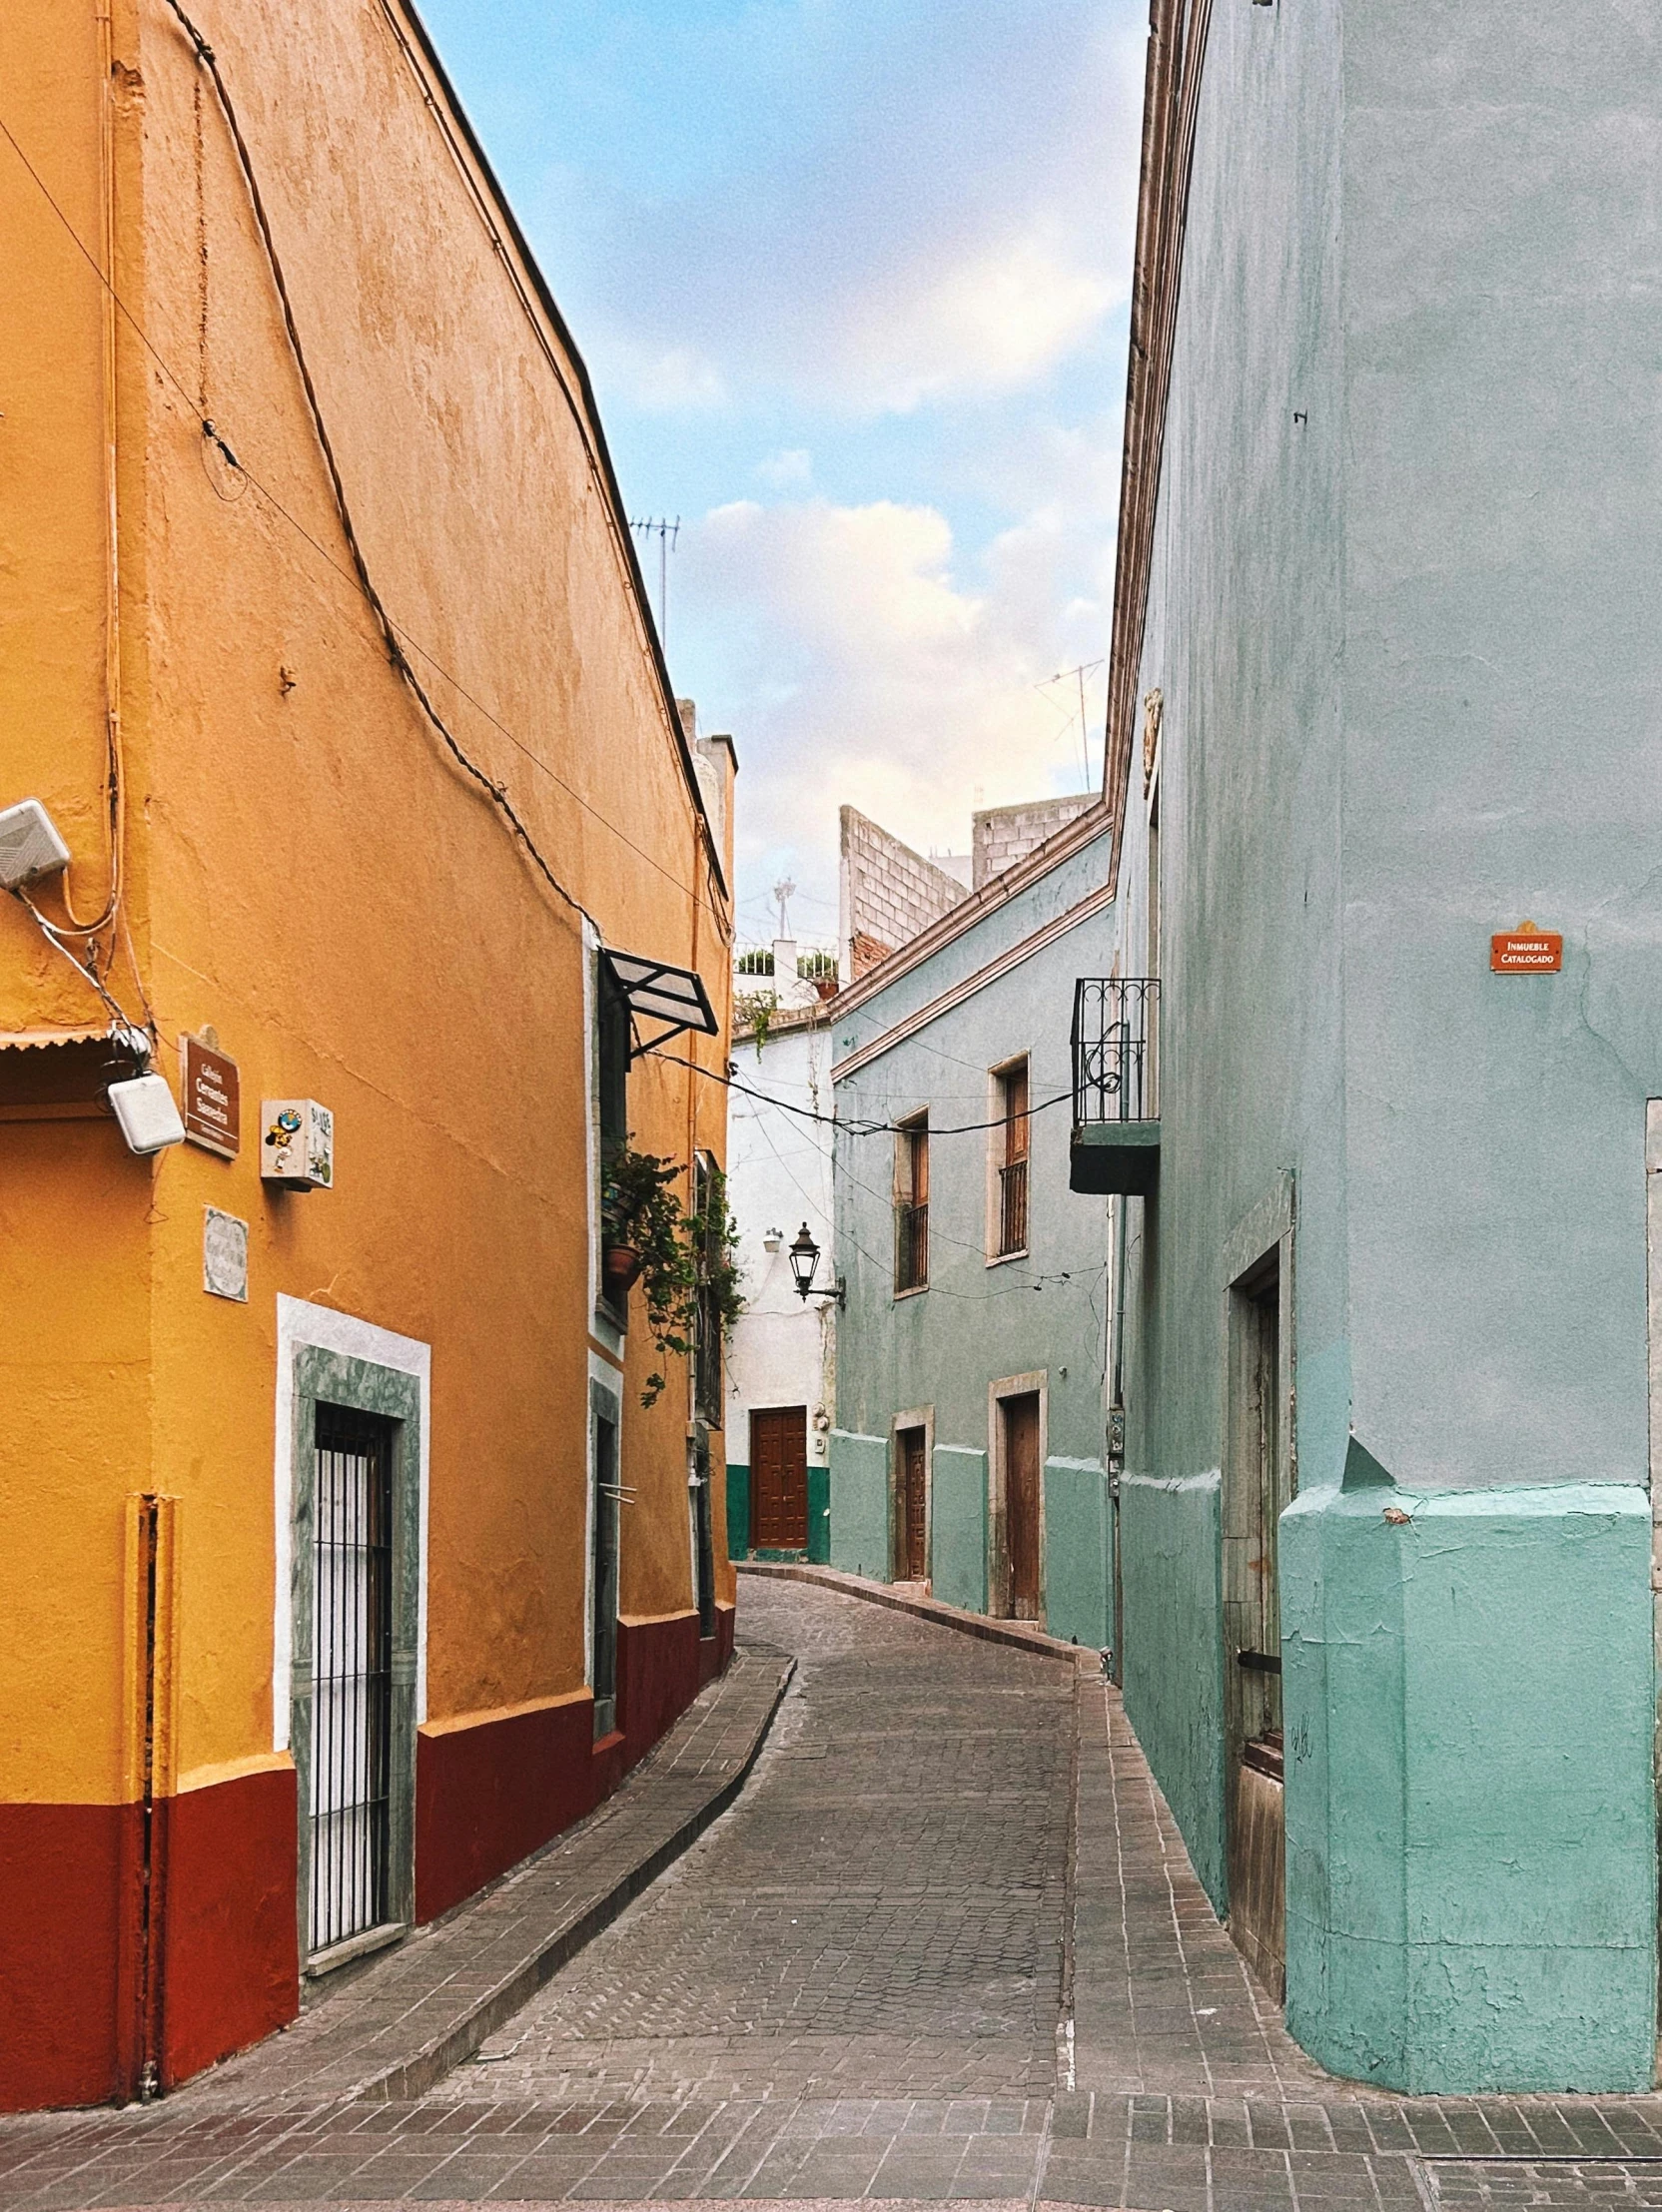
0,798 -> 72,892
107,1072 -> 187,1155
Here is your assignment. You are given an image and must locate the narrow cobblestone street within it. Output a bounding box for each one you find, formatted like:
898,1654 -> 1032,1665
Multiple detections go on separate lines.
5,1582 -> 1662,2212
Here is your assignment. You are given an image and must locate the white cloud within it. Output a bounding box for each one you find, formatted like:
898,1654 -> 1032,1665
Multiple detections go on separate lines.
606,340 -> 726,412
755,447 -> 814,490
682,488 -> 1116,922
839,225 -> 1120,413
535,4 -> 1148,419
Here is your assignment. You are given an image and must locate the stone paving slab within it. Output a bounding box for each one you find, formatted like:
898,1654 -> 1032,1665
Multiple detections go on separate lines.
12,1581 -> 1662,2212
175,1648 -> 795,2113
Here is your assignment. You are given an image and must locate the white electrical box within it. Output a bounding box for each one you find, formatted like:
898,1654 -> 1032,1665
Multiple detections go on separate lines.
0,799 -> 71,891
108,1072 -> 187,1155
260,1098 -> 333,1189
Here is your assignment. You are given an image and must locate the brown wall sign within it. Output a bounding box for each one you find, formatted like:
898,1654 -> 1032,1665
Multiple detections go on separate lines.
1490,922 -> 1562,974
181,1036 -> 240,1157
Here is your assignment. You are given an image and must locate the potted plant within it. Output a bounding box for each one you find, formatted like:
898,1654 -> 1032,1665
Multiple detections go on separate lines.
600,1143 -> 746,1408
601,1143 -> 679,1305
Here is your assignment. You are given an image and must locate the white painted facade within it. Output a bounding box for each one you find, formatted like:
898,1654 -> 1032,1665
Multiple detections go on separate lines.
724,1006 -> 835,1497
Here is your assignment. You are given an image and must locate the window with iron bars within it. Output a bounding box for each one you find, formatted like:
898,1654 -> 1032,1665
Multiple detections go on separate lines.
894,1114 -> 929,1293
995,1059 -> 1030,1257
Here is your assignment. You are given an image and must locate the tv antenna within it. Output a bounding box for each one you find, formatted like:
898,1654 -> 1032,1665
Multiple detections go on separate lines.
630,517 -> 681,655
772,877 -> 796,939
1038,658 -> 1105,788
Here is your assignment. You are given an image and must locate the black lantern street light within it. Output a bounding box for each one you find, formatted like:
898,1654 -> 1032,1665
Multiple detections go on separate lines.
789,1222 -> 845,1308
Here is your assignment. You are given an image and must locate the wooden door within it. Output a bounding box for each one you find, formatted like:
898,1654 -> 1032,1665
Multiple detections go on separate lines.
897,1426 -> 927,1581
1003,1393 -> 1041,1620
1226,1263 -> 1287,1997
750,1407 -> 808,1551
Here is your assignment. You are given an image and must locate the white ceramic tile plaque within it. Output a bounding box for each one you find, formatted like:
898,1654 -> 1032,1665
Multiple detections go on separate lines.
204,1206 -> 249,1302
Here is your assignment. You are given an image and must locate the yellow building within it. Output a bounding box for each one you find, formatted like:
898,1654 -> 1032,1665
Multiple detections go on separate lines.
0,0 -> 735,2108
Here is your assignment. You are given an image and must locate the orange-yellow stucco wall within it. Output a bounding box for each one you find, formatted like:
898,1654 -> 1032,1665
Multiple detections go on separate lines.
0,0 -> 734,2108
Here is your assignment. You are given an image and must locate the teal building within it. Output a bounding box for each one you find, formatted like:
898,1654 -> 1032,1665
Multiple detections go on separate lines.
1077,0 -> 1662,2092
829,808 -> 1115,1648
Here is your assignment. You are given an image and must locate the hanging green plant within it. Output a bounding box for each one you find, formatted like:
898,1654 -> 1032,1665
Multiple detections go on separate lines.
600,1143 -> 745,1408
733,985 -> 777,1058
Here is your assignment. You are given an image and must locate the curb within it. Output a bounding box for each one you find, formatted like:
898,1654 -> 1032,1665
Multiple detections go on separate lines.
356,1652 -> 796,2103
737,1559 -> 1091,1665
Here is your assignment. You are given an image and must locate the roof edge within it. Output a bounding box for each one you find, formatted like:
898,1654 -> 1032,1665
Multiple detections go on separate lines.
830,799 -> 1112,1024
1101,0 -> 1217,898
390,0 -> 729,909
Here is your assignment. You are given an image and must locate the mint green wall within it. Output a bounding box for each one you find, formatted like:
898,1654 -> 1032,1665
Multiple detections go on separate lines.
830,826 -> 1114,1643
931,1446 -> 986,1612
724,1463 -> 749,1561
1099,0 -> 1662,2095
1119,1472 -> 1227,1908
1042,1459 -> 1113,1649
807,1464 -> 830,1564
829,1429 -> 890,1580
1282,1467 -> 1655,2091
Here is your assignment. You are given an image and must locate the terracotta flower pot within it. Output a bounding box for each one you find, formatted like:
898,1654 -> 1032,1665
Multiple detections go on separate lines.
603,1243 -> 642,1299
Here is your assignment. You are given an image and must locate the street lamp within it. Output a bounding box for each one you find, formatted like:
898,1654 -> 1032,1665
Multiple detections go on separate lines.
788,1222 -> 845,1308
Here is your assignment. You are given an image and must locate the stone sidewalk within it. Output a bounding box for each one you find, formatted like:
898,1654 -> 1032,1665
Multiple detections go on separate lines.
182,1645 -> 795,2112
4,1579 -> 1662,2212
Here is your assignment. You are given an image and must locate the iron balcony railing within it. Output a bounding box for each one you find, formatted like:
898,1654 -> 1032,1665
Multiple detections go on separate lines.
1072,978 -> 1160,1124
997,1155 -> 1029,1255
895,1199 -> 929,1292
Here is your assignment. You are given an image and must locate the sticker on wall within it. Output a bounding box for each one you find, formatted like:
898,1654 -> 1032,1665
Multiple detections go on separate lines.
203,1206 -> 249,1302
260,1098 -> 334,1189
1490,920 -> 1562,974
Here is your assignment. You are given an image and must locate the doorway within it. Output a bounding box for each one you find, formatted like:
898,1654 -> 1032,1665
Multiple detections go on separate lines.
591,1389 -> 620,1740
750,1406 -> 808,1552
1224,1252 -> 1290,1997
896,1424 -> 929,1582
1002,1393 -> 1042,1620
310,1403 -> 395,1956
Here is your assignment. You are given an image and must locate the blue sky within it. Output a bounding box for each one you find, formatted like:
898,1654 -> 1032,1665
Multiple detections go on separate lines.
418,0 -> 1148,949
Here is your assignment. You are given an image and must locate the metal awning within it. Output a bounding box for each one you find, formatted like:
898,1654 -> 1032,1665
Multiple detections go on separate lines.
600,949 -> 720,1062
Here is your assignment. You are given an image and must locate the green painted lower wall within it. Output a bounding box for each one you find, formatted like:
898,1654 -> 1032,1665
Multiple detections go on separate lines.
931,1446 -> 986,1611
829,1429 -> 890,1580
1282,1461 -> 1656,2093
1043,1458 -> 1112,1649
807,1463 -> 831,1564
1120,1469 -> 1227,1909
724,1463 -> 749,1561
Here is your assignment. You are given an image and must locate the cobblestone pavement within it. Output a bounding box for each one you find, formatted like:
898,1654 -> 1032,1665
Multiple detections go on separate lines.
436,1577 -> 1074,2104
6,1579 -> 1662,2212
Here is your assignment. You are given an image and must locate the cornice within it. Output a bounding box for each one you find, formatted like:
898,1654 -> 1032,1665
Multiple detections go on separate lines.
831,879 -> 1115,1086
1102,0 -> 1217,898
829,801 -> 1111,1025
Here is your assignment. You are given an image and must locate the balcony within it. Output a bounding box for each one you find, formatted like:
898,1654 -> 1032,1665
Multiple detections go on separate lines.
1070,978 -> 1160,1195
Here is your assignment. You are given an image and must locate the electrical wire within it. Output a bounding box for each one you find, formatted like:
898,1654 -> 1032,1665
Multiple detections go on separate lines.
645,1044 -> 1076,1140
0,38 -> 729,952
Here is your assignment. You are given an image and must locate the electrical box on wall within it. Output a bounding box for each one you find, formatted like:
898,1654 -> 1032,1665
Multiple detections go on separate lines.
260,1098 -> 333,1189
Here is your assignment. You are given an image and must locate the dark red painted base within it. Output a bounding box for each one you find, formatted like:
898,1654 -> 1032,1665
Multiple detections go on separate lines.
161,1767 -> 298,2090
0,1801 -> 130,2109
0,1768 -> 298,2114
416,1604 -> 736,1923
2,1604 -> 736,2110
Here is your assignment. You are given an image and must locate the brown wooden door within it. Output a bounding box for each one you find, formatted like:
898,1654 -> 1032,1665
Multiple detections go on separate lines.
750,1407 -> 808,1551
1003,1393 -> 1041,1619
897,1426 -> 927,1581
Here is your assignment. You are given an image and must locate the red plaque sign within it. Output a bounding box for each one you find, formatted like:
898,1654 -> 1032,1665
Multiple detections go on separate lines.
181,1036 -> 240,1157
1490,923 -> 1562,974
